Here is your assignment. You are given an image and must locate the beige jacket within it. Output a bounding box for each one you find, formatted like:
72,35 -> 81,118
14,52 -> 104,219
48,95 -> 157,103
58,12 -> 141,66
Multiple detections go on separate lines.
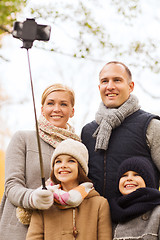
26,189 -> 112,240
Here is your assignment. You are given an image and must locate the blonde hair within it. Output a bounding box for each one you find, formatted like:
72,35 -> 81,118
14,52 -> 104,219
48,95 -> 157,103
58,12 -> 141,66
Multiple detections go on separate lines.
41,83 -> 75,106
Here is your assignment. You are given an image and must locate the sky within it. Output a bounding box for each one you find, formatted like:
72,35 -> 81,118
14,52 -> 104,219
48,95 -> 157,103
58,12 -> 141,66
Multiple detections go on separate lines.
1,0 -> 160,149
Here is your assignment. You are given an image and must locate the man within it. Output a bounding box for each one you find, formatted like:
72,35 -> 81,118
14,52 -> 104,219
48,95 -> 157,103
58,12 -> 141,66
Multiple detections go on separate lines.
81,61 -> 160,201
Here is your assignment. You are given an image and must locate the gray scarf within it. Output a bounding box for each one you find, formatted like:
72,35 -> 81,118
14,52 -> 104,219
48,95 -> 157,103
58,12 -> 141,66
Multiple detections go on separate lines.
93,94 -> 140,151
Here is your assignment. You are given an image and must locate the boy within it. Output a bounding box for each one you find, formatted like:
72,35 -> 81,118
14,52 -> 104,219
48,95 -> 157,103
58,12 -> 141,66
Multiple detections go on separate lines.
111,156 -> 160,240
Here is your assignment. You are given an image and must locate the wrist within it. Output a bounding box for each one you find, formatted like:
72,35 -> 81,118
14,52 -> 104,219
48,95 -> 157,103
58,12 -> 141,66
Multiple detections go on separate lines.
29,192 -> 36,209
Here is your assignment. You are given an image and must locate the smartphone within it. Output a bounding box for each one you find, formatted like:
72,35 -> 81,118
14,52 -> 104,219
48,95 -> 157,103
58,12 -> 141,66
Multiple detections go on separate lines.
12,19 -> 51,41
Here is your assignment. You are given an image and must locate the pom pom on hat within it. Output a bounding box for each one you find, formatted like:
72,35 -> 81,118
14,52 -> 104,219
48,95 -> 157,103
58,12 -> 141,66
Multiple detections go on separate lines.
117,156 -> 157,189
51,139 -> 89,175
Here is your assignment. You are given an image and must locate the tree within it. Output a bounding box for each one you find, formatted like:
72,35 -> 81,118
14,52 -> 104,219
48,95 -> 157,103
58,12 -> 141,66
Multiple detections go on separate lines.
0,0 -> 26,36
27,0 -> 160,75
0,0 -> 27,149
1,0 -> 160,75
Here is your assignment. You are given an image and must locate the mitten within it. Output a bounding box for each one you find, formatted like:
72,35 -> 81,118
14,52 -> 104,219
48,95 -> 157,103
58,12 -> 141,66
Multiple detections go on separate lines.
30,187 -> 54,210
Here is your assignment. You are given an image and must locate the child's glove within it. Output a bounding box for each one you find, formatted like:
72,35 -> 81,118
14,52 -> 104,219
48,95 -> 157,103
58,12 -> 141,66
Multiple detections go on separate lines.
30,187 -> 54,210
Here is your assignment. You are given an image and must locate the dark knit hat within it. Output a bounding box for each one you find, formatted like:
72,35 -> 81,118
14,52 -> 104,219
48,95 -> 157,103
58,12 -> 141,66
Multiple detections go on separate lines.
117,156 -> 157,189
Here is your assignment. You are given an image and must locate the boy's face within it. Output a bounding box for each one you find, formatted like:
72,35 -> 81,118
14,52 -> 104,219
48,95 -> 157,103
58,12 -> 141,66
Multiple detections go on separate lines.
119,170 -> 146,195
41,91 -> 74,129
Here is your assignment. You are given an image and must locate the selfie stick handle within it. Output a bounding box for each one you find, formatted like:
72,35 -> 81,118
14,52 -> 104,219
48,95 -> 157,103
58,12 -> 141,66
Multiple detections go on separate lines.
27,49 -> 47,190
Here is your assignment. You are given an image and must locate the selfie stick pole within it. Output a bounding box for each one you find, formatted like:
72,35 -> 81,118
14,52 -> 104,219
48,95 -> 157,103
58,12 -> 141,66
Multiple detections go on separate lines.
12,18 -> 51,190
26,49 -> 47,190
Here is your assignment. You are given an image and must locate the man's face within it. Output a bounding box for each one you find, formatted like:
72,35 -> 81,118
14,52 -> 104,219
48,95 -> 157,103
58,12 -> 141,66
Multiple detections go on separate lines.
99,63 -> 134,108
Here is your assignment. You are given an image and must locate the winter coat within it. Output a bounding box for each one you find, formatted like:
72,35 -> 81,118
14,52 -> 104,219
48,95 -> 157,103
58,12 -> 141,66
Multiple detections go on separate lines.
26,189 -> 112,240
113,205 -> 160,240
81,110 -> 160,200
0,131 -> 54,240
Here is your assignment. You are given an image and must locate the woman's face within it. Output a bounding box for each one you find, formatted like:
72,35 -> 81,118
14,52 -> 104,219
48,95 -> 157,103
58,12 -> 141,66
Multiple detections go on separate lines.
54,154 -> 79,191
41,91 -> 74,129
119,171 -> 146,195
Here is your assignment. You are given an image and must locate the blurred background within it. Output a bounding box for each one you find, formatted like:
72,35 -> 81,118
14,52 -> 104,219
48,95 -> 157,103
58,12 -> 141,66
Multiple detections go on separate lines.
1,0 -> 160,201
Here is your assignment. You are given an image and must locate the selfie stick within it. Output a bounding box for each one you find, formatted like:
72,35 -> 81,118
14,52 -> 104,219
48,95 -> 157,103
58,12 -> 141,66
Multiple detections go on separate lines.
12,19 -> 51,189
26,49 -> 47,190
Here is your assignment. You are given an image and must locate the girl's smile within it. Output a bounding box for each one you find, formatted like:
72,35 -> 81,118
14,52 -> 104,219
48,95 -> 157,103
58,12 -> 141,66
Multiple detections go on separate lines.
54,154 -> 79,191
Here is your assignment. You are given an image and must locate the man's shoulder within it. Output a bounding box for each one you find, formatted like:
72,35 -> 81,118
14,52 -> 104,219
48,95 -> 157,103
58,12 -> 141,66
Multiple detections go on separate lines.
82,120 -> 98,133
138,109 -> 160,119
127,109 -> 160,124
147,117 -> 160,133
82,120 -> 98,129
81,121 -> 98,143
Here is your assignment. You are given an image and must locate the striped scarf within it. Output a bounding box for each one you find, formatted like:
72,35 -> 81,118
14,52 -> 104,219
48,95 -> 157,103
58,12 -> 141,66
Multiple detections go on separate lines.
38,114 -> 81,147
48,182 -> 93,209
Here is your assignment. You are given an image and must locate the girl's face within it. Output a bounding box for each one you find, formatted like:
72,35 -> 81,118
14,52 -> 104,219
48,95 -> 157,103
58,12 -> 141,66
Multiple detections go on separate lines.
119,171 -> 146,195
54,154 -> 79,191
41,91 -> 74,129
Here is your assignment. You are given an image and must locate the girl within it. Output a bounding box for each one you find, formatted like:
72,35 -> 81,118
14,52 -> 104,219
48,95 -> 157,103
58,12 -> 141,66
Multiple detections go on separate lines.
0,84 -> 80,240
111,156 -> 160,240
26,139 -> 112,240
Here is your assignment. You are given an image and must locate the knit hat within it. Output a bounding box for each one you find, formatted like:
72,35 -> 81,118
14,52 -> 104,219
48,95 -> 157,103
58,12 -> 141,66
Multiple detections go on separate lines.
51,139 -> 89,175
117,156 -> 157,189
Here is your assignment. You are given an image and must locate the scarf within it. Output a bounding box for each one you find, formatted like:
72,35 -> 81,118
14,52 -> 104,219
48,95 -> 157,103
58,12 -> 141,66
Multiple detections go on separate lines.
38,114 -> 80,148
93,94 -> 140,151
49,182 -> 93,209
110,187 -> 160,223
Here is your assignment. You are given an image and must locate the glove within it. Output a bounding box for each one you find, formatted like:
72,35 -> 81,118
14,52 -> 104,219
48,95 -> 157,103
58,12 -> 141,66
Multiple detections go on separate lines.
30,187 -> 54,210
46,185 -> 57,193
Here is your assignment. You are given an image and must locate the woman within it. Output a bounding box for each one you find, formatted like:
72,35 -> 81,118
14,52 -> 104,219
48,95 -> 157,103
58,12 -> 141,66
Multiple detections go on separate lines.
26,139 -> 112,240
0,83 -> 80,240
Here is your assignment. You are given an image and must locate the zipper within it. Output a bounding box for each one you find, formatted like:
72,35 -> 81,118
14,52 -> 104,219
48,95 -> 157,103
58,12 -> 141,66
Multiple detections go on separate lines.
103,151 -> 107,197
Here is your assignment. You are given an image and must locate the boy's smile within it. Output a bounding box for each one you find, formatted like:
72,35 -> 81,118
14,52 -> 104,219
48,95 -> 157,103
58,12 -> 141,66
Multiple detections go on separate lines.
119,171 -> 146,195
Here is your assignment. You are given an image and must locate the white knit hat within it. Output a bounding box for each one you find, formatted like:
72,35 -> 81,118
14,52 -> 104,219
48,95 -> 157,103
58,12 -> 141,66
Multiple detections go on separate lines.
51,139 -> 88,175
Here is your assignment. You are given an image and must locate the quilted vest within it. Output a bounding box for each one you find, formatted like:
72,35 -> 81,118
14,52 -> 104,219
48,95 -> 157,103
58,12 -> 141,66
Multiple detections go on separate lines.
81,109 -> 160,201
